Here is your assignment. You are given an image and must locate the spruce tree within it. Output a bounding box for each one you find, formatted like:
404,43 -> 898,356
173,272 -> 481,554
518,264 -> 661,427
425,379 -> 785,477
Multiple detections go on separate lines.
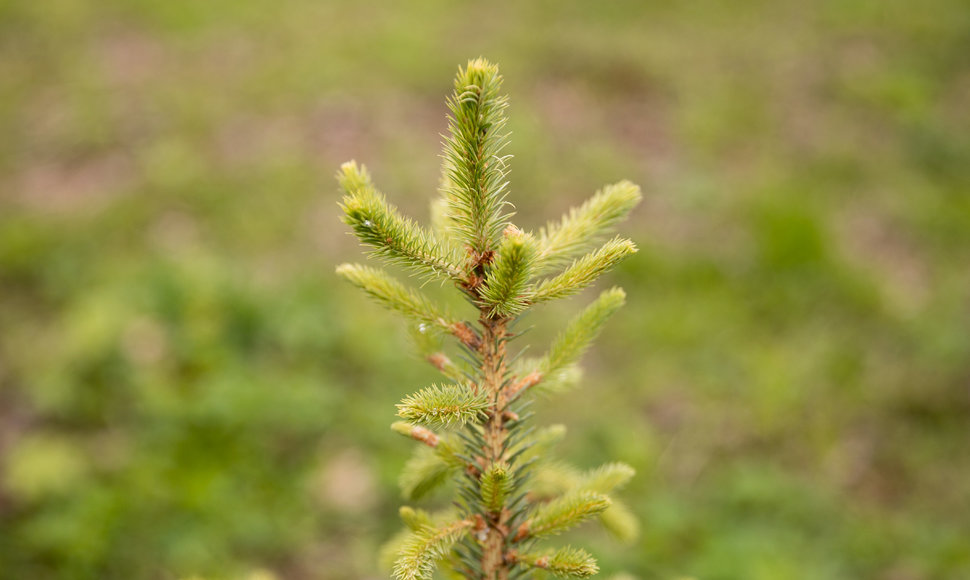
337,58 -> 641,580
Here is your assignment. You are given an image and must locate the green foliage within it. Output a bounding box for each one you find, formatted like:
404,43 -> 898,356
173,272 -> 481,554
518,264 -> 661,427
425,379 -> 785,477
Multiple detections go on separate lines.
540,288 -> 627,381
532,238 -> 637,303
399,435 -> 465,501
382,507 -> 463,573
338,59 -> 639,578
6,2 -> 969,578
530,461 -> 583,501
516,546 -> 599,578
516,424 -> 569,463
523,491 -> 612,539
598,501 -> 639,544
399,446 -> 456,501
393,520 -> 472,580
399,507 -> 434,532
396,384 -> 490,428
480,228 -> 538,317
440,58 -> 513,257
537,181 -> 642,271
576,463 -> 636,495
479,462 -> 512,514
338,161 -> 463,281
335,264 -> 457,330
0,252 -> 341,579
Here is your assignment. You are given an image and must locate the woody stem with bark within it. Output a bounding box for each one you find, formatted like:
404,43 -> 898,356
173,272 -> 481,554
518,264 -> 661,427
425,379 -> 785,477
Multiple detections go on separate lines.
479,313 -> 510,578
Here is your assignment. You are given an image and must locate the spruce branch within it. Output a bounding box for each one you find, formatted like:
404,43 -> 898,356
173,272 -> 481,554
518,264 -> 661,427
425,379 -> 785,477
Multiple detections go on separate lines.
526,461 -> 639,542
400,446 -> 454,501
391,421 -> 441,448
400,506 -> 435,531
537,180 -> 642,271
509,360 -> 583,398
380,528 -> 414,573
529,461 -> 583,501
540,287 -> 627,381
397,384 -> 490,428
532,238 -> 637,304
399,436 -> 465,500
393,519 -> 473,580
508,289 -> 625,400
338,161 -> 464,281
598,500 -> 640,544
441,58 -> 513,258
512,546 -> 599,578
576,462 -> 635,494
479,226 -> 538,317
335,264 -> 478,347
381,507 -> 463,574
515,491 -> 612,540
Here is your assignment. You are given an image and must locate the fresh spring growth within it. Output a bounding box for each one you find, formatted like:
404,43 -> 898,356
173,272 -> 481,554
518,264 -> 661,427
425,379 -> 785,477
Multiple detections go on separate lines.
337,58 -> 641,580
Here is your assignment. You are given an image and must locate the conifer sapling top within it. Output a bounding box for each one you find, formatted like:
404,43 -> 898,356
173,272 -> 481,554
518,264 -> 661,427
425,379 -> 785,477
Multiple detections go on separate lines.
337,58 -> 641,580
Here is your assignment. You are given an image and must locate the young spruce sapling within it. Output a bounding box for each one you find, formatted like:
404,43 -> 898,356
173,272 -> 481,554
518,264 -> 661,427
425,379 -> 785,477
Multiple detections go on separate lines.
337,58 -> 641,580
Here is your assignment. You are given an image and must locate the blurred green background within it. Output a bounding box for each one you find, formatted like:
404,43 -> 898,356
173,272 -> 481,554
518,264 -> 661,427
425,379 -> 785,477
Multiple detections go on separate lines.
2,1 -> 969,578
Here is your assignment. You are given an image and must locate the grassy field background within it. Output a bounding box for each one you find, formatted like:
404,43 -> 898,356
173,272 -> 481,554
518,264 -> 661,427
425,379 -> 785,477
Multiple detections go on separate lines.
2,1 -> 969,578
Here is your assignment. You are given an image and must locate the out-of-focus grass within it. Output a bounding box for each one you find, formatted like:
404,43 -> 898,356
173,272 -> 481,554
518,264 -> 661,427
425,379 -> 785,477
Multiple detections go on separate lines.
1,1 -> 968,578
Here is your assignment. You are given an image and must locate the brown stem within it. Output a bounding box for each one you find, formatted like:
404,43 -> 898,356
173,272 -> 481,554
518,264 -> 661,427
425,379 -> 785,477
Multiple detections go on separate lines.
426,352 -> 453,374
478,312 -> 511,580
507,370 -> 543,400
407,425 -> 439,448
450,321 -> 481,350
